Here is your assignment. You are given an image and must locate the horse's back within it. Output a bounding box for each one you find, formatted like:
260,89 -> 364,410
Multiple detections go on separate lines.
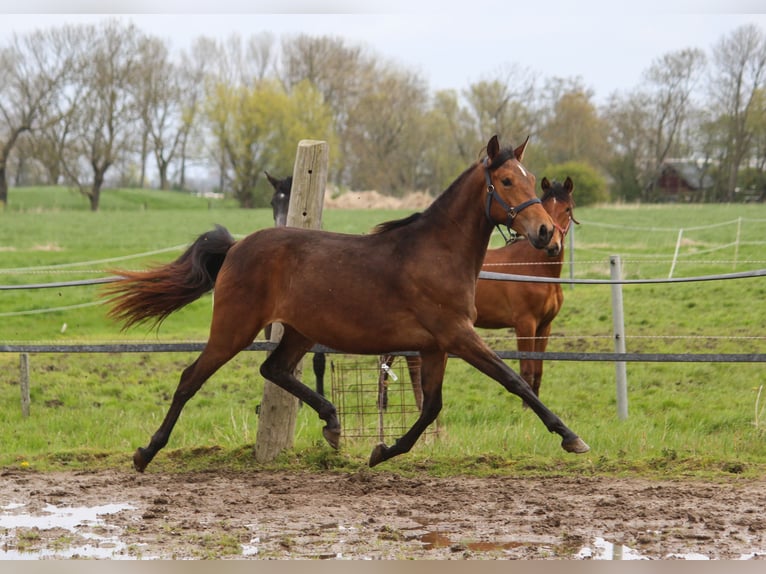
213,226 -> 450,353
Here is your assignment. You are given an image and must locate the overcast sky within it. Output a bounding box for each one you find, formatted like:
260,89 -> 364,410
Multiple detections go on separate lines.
2,1 -> 766,103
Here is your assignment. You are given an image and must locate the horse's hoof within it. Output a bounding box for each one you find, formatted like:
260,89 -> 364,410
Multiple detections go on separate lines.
133,448 -> 148,473
562,436 -> 590,454
369,442 -> 388,467
322,426 -> 341,450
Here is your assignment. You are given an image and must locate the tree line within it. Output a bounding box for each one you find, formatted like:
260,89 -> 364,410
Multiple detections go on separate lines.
1,19 -> 765,211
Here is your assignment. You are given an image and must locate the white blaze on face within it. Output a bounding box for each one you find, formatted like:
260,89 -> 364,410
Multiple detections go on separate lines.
517,163 -> 527,178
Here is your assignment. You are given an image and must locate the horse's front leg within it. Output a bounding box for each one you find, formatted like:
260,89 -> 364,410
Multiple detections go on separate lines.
452,329 -> 589,454
369,350 -> 447,467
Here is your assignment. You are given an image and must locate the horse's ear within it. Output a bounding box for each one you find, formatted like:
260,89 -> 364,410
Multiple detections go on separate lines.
564,176 -> 574,193
514,135 -> 530,162
486,135 -> 500,161
265,171 -> 279,189
541,177 -> 551,191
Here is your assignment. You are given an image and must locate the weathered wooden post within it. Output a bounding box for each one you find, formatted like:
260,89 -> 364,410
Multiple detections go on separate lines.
254,140 -> 328,463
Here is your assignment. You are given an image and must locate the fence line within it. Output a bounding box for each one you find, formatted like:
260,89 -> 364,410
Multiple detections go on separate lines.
577,216 -> 766,232
0,245 -> 188,273
1,342 -> 764,363
478,267 -> 766,284
3,267 -> 764,293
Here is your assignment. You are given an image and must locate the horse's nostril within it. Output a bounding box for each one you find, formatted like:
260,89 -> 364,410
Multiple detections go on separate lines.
540,224 -> 551,243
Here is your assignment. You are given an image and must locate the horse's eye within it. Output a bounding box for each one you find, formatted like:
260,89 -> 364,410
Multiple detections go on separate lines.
501,178 -> 512,186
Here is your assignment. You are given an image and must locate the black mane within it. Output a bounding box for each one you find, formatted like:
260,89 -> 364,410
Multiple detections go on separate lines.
542,180 -> 574,206
371,160 -> 480,235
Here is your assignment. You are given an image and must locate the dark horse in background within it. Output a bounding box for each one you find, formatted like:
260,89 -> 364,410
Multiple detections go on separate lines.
384,176 -> 578,410
104,135 -> 589,472
265,171 -> 326,397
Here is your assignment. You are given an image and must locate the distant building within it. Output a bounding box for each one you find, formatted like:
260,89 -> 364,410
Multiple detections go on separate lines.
654,161 -> 714,202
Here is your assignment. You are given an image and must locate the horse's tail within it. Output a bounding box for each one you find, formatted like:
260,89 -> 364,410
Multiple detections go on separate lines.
103,225 -> 237,330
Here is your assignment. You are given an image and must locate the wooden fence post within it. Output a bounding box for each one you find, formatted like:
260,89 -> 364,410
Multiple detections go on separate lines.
254,140 -> 328,463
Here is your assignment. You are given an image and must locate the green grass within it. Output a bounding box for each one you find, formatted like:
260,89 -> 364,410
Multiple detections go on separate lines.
1,186 -> 765,478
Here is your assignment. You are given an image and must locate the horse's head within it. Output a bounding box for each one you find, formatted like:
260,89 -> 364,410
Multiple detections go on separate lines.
265,171 -> 292,227
484,135 -> 554,249
540,176 -> 578,257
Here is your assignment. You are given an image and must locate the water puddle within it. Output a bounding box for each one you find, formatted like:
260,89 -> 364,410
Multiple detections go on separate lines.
576,537 -> 648,560
419,531 -> 525,553
417,530 -> 765,560
0,501 -> 137,559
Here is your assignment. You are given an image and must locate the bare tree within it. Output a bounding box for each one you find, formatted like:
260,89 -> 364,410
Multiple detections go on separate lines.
0,27 -> 75,207
644,48 -> 707,174
60,20 -> 145,211
135,36 -> 190,190
174,39 -> 216,191
708,23 -> 766,201
462,64 -> 537,146
279,34 -> 375,185
344,64 -> 429,193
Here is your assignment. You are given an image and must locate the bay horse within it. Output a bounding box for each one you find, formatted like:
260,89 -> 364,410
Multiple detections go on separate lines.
383,176 -> 577,411
104,135 -> 589,472
265,171 -> 327,397
476,176 -> 578,400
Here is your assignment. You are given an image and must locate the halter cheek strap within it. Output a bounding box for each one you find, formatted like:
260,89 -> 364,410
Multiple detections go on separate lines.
484,159 -> 541,244
553,217 -> 572,237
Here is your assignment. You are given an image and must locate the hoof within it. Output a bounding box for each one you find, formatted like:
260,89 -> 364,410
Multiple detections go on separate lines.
369,442 -> 388,467
562,436 -> 590,454
322,426 -> 341,450
133,448 -> 148,473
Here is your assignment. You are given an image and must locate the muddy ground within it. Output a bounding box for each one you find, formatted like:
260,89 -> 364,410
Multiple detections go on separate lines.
1,468 -> 765,560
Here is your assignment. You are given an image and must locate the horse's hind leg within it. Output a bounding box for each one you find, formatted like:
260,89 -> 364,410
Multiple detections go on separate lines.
313,352 -> 326,397
133,291 -> 265,472
133,337 -> 252,472
369,350 -> 447,467
260,326 -> 341,448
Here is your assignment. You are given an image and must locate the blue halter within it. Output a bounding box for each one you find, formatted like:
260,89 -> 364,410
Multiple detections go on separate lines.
484,158 -> 541,244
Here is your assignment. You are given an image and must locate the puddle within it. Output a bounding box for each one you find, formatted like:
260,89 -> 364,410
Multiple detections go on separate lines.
419,531 -> 525,553
576,537 -> 648,560
417,530 -> 766,560
0,501 -> 137,559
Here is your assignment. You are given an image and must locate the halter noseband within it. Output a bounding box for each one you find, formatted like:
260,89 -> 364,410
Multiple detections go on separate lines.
484,158 -> 541,244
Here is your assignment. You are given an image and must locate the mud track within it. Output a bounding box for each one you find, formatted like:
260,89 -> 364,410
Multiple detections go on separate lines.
1,469 -> 765,559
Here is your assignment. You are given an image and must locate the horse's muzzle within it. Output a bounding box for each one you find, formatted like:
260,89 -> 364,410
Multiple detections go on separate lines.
528,223 -> 553,249
546,241 -> 562,257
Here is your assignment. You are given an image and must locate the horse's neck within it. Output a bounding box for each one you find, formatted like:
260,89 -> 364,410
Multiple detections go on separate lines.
423,167 -> 494,272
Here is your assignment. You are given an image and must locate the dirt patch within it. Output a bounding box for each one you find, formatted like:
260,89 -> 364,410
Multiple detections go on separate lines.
324,190 -> 433,210
1,469 -> 765,560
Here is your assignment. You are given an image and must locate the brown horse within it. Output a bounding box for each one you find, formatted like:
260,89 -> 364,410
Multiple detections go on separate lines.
104,135 -> 589,471
476,176 -> 578,399
385,176 -> 577,410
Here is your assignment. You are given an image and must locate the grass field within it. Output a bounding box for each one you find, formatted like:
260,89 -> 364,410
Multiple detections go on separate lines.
1,186 -> 765,477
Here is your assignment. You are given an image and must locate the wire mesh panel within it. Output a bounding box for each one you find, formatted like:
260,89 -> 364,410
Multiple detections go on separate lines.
330,354 -> 437,443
